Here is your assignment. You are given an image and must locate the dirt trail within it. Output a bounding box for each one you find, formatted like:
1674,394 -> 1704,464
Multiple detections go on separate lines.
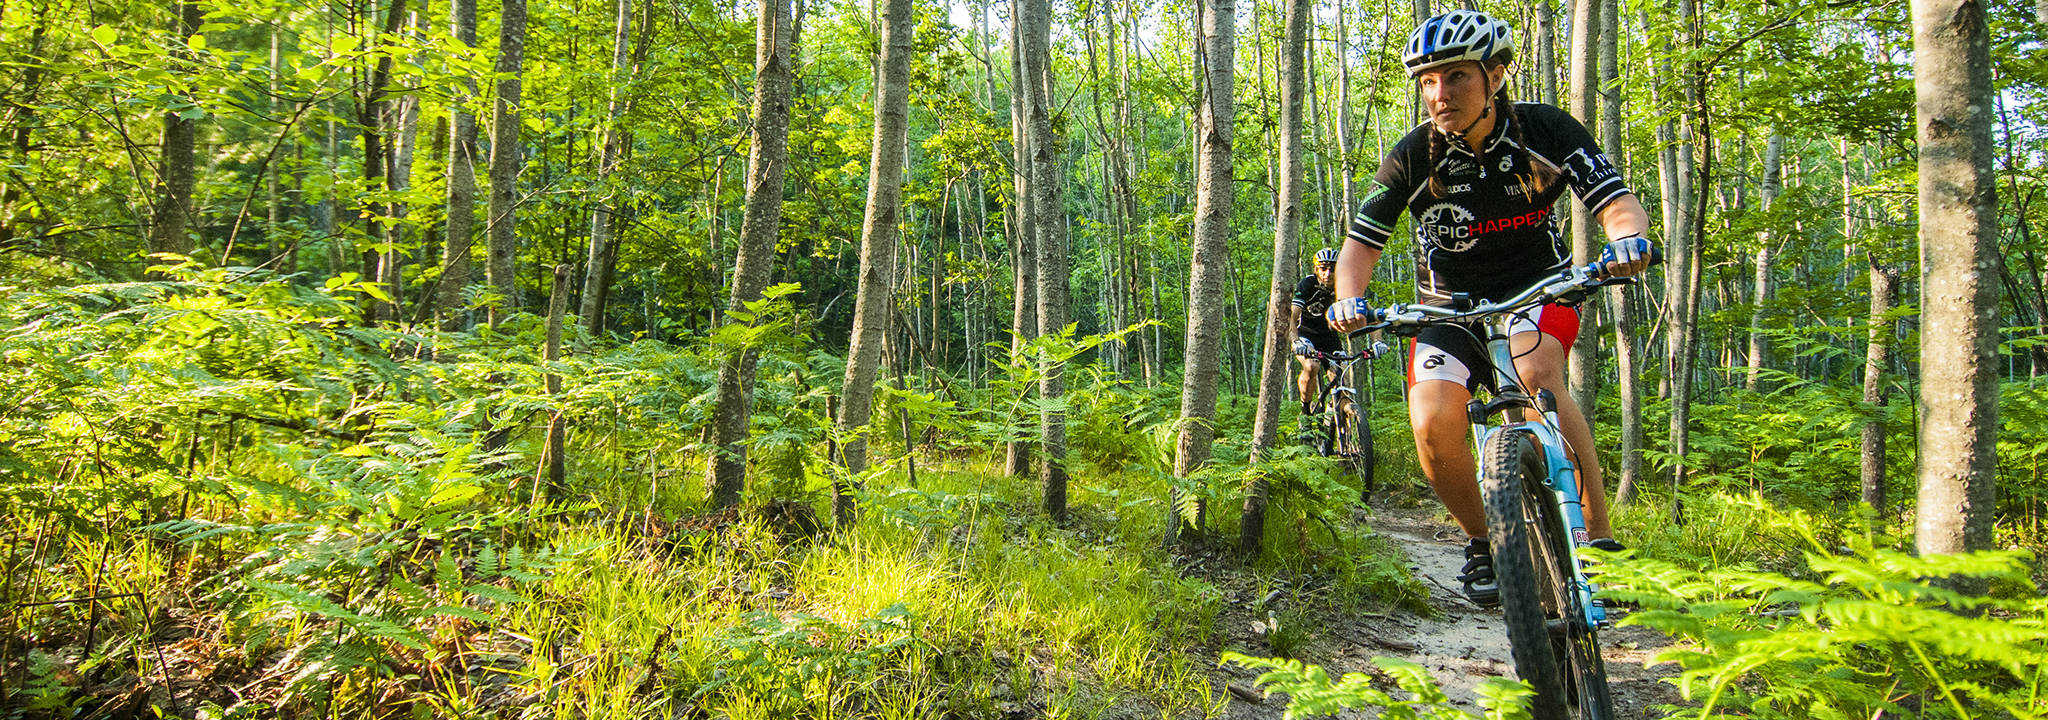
1217,507 -> 1682,719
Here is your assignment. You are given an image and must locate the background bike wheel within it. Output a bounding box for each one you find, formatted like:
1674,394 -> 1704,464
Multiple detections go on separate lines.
1479,429 -> 1614,720
1347,401 -> 1375,501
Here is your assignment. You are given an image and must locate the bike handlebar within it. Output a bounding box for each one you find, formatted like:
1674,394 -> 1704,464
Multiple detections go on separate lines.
1332,240 -> 1661,336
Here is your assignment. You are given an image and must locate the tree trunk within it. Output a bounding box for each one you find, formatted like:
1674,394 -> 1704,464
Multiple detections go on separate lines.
1745,131 -> 1785,392
705,0 -> 796,511
1242,0 -> 1309,554
146,0 -> 203,263
835,0 -> 915,526
1534,0 -> 1557,106
1862,260 -> 1897,513
539,265 -> 569,498
1004,2 -> 1038,478
484,0 -> 527,326
1912,0 -> 1999,558
438,0 -> 480,329
579,0 -> 651,336
1601,0 -> 1645,507
1663,0 -> 1702,521
1172,0 -> 1236,541
1021,0 -> 1071,521
1565,0 -> 1603,418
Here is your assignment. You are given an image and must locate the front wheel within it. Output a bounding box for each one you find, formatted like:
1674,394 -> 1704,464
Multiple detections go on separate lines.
1479,429 -> 1614,720
1338,394 -> 1375,501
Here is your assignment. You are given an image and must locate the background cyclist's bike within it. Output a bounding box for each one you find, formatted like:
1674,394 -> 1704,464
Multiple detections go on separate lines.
1298,341 -> 1384,500
1340,244 -> 1655,720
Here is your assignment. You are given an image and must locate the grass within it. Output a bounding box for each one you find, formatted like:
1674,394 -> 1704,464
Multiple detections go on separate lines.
0,448 -> 1416,718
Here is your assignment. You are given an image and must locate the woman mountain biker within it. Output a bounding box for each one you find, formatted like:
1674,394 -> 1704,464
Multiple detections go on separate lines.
1292,248 -> 1345,416
1325,9 -> 1652,606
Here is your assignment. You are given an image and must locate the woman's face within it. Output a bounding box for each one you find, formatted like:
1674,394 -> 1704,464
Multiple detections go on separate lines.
1417,61 -> 1503,133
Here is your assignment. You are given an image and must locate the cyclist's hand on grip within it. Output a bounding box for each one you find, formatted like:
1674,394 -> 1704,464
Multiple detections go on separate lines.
1326,297 -> 1374,333
1600,235 -> 1655,278
1292,336 -> 1315,357
1366,339 -> 1391,359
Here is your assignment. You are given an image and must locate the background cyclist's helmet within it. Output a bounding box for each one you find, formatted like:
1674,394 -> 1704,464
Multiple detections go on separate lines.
1315,248 -> 1340,264
1403,10 -> 1515,78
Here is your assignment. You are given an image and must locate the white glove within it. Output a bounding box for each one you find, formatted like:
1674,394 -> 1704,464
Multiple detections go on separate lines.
1292,336 -> 1315,356
1365,340 -> 1390,359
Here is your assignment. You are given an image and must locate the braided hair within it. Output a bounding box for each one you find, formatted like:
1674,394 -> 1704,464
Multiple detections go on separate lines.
1423,57 -> 1557,200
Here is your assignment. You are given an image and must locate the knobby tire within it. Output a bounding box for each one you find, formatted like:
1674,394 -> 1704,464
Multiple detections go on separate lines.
1480,429 -> 1614,720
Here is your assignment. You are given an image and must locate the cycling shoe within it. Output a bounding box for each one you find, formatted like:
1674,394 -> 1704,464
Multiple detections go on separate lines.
1457,538 -> 1500,607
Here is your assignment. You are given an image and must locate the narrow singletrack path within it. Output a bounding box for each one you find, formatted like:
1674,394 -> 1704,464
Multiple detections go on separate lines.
1217,507 -> 1683,719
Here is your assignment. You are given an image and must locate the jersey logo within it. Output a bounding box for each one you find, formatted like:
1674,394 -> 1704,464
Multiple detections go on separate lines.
1360,180 -> 1391,207
1419,202 -> 1481,253
1442,158 -> 1477,177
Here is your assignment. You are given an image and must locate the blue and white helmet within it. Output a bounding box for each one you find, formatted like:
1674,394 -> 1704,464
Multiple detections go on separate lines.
1315,247 -> 1339,264
1403,10 -> 1515,77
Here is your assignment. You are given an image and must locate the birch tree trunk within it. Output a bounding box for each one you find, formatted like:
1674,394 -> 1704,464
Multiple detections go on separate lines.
705,0 -> 796,510
1862,260 -> 1897,513
1533,0 -> 1557,106
1172,0 -> 1236,541
1912,0 -> 1999,557
1745,131 -> 1785,392
146,0 -> 203,262
1022,0 -> 1071,521
835,0 -> 915,526
1242,0 -> 1309,554
437,0 -> 479,328
484,0 -> 528,326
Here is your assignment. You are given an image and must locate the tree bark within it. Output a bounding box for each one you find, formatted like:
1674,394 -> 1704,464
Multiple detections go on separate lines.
1022,0 -> 1071,521
484,0 -> 527,325
1745,131 -> 1785,391
1172,0 -> 1236,541
1862,260 -> 1897,513
1534,0 -> 1557,106
1601,0 -> 1645,507
1242,0 -> 1309,554
1663,0 -> 1702,521
835,0 -> 915,526
438,0 -> 480,329
579,0 -> 651,336
539,265 -> 569,498
1565,0 -> 1603,418
1004,1 -> 1038,478
705,0 -> 796,511
1912,0 -> 1999,558
146,0 -> 203,263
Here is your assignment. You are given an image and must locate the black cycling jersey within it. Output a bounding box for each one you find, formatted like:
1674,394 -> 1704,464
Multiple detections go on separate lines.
1345,102 -> 1633,306
1292,275 -> 1337,338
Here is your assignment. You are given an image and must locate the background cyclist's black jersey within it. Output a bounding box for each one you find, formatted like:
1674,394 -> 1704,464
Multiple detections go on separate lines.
1292,275 -> 1337,337
1345,102 -> 1633,306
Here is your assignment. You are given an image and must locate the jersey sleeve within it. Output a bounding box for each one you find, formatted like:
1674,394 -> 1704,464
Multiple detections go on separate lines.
1346,142 -> 1419,250
1291,276 -> 1314,307
1540,107 -> 1634,215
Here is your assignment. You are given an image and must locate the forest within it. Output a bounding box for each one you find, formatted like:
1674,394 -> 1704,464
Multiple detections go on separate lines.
1,0 -> 2045,716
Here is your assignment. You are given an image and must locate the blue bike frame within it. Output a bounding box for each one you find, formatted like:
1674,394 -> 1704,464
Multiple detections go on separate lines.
1471,316 -> 1609,629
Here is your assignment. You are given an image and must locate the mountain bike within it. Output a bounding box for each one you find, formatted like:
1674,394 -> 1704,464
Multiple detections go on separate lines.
1298,340 -> 1386,499
1338,246 -> 1654,720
